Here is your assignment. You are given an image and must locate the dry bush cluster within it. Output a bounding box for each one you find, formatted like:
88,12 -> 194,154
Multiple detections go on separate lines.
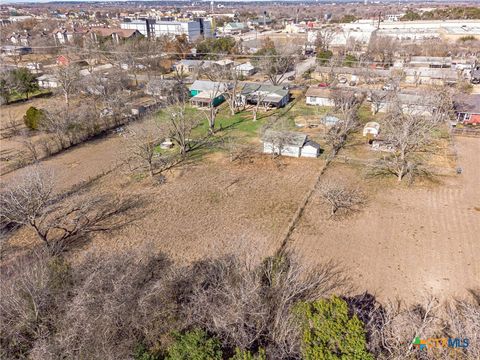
1,243 -> 478,359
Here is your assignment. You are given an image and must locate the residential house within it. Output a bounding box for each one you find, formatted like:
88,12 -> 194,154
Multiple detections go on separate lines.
262,129 -> 320,158
173,59 -> 214,74
240,83 -> 290,108
223,22 -> 246,34
52,27 -> 89,45
368,90 -> 435,117
235,62 -> 256,77
37,74 -> 59,88
404,67 -> 458,86
408,56 -> 452,68
453,94 -> 480,125
8,31 -> 30,46
470,63 -> 480,84
145,79 -> 188,99
188,80 -> 230,107
305,87 -> 334,107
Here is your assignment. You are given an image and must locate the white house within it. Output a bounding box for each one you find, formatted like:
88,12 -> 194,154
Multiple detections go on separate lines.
305,87 -> 334,107
262,130 -> 320,158
37,74 -> 59,88
235,62 -> 256,77
363,122 -> 380,137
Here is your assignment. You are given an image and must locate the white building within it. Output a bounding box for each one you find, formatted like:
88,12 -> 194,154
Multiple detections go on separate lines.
305,87 -> 335,107
37,74 -> 59,89
121,18 -> 212,41
262,130 -> 320,158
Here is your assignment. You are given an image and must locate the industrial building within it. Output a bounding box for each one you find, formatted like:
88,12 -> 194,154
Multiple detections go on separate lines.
120,18 -> 212,41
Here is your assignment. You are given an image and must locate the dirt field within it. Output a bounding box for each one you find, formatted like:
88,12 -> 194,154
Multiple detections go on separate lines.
3,153 -> 326,265
288,136 -> 480,303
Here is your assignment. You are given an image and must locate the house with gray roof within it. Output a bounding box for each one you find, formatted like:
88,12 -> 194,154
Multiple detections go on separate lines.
262,129 -> 320,158
240,83 -> 290,108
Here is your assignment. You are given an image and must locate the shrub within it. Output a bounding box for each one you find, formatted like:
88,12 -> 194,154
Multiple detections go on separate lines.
317,50 -> 333,65
344,54 -> 358,67
165,329 -> 222,360
23,106 -> 44,130
297,296 -> 374,360
230,348 -> 266,360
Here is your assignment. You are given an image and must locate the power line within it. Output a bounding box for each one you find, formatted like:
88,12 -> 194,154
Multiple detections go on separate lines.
13,43 -> 401,67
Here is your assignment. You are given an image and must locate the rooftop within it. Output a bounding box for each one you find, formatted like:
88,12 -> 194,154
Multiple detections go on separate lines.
262,130 -> 307,148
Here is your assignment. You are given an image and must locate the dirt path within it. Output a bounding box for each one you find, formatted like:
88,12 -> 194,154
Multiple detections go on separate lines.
289,137 -> 480,303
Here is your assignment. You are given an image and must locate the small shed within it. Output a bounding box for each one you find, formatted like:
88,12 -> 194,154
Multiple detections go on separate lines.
363,122 -> 380,137
262,129 -> 320,158
262,130 -> 306,158
323,115 -> 340,127
301,141 -> 321,158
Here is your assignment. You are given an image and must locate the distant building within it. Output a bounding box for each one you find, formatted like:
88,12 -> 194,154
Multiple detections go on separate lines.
409,56 -> 452,69
121,18 -> 212,41
0,45 -> 32,56
223,22 -> 246,35
90,28 -> 143,44
385,14 -> 404,22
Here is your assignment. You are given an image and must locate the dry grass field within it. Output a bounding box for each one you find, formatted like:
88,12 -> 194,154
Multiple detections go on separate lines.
289,136 -> 480,303
1,96 -> 478,304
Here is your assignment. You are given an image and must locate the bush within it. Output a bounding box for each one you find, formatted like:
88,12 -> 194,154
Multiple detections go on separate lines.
317,50 -> 333,65
297,296 -> 374,360
230,348 -> 266,360
344,54 -> 358,67
166,329 -> 222,360
23,106 -> 44,130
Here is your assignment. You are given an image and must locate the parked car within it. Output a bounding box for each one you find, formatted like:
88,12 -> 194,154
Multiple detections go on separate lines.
338,77 -> 348,84
287,75 -> 295,81
317,82 -> 330,88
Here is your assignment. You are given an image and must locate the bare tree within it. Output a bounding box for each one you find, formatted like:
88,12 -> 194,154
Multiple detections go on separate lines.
204,66 -> 240,116
18,131 -> 40,163
371,100 -> 438,182
318,180 -> 366,217
367,36 -> 398,66
54,64 -> 81,107
167,96 -> 200,157
314,26 -> 339,52
324,110 -> 359,159
256,46 -> 297,86
183,252 -> 348,358
124,120 -> 176,178
370,91 -> 389,115
0,166 -> 138,252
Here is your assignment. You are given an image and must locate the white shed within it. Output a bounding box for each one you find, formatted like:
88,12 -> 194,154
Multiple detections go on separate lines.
37,74 -> 59,88
363,122 -> 380,137
262,130 -> 320,158
262,130 -> 306,158
301,140 -> 321,158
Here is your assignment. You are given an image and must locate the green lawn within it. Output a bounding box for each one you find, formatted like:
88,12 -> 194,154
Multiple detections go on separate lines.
8,89 -> 51,102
